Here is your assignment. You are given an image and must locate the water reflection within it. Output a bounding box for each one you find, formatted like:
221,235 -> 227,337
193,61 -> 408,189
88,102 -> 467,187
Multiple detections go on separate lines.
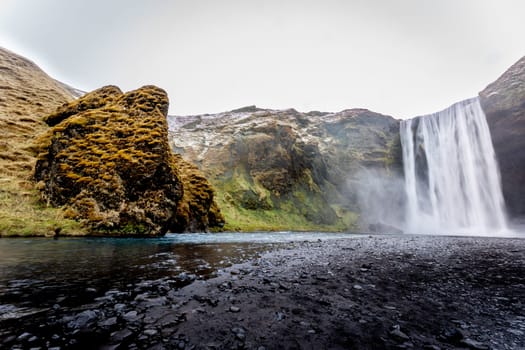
0,238 -> 261,312
0,232 -> 357,320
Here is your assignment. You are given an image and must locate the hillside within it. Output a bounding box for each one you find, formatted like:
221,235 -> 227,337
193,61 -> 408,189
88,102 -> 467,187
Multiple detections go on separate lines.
0,47 -> 81,236
168,107 -> 402,232
0,48 -> 224,236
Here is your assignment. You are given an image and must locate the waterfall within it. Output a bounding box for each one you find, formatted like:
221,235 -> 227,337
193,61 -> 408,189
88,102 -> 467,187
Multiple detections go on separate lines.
400,97 -> 508,235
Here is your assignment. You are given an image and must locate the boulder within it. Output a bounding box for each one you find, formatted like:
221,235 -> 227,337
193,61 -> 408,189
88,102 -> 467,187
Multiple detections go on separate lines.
35,85 -> 224,235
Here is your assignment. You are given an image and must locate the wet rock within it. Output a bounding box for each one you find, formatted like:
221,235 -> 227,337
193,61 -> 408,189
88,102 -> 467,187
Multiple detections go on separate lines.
123,310 -> 140,323
143,329 -> 158,337
16,332 -> 33,342
67,310 -> 100,329
274,311 -> 286,321
439,327 -> 464,345
461,338 -> 489,350
389,325 -> 410,342
193,295 -> 219,307
423,345 -> 440,350
229,306 -> 241,313
2,335 -> 16,345
177,273 -> 196,284
111,328 -> 134,343
314,274 -> 329,281
278,282 -> 290,290
98,317 -> 118,328
231,327 -> 246,341
114,303 -> 127,312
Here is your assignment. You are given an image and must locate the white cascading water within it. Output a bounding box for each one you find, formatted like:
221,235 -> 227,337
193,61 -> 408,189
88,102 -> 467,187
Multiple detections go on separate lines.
400,97 -> 508,235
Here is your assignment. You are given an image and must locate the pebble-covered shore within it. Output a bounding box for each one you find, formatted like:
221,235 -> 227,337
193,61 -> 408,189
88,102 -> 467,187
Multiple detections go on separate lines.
2,234 -> 525,349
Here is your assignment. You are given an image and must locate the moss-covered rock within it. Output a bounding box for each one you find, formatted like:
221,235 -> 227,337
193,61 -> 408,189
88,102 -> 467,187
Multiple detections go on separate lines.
35,85 -> 224,236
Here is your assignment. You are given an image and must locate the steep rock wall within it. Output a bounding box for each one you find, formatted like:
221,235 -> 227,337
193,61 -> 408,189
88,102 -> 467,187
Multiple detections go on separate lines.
480,56 -> 525,217
169,107 -> 402,231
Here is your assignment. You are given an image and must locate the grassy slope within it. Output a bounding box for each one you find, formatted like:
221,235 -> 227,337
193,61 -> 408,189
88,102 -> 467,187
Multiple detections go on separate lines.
0,47 -> 83,236
211,165 -> 359,232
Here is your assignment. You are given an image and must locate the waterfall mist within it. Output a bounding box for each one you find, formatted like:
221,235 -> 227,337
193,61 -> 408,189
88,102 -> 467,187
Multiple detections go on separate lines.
400,97 -> 508,235
354,168 -> 406,233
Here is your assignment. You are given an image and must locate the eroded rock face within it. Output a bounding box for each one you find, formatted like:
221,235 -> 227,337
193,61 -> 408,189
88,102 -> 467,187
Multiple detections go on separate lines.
480,56 -> 525,217
169,107 -> 402,231
35,85 -> 223,235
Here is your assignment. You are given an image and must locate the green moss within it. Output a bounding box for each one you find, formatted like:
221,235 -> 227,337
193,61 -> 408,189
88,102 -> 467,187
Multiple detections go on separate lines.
34,85 -> 224,236
210,162 -> 357,232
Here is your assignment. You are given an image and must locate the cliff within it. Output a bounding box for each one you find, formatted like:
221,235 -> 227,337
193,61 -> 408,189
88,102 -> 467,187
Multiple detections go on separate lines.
0,47 -> 81,236
35,86 -> 224,235
169,107 -> 402,232
480,56 -> 525,217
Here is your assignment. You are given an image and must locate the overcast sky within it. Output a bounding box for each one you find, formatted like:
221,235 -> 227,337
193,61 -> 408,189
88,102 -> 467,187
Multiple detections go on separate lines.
0,0 -> 524,118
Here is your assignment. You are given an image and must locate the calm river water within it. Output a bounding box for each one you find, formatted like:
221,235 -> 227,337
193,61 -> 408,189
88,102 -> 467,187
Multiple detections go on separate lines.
0,232 -> 356,320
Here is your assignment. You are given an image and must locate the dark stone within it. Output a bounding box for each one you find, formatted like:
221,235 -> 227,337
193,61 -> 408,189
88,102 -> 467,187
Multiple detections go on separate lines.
111,328 -> 134,343
461,338 -> 490,350
193,295 -> 219,307
439,328 -> 464,345
389,325 -> 410,342
229,306 -> 241,313
16,332 -> 33,342
98,317 -> 118,328
67,310 -> 100,329
123,310 -> 140,323
480,56 -> 525,217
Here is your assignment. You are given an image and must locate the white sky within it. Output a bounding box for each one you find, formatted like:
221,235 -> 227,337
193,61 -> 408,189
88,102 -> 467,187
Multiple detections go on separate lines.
0,0 -> 524,119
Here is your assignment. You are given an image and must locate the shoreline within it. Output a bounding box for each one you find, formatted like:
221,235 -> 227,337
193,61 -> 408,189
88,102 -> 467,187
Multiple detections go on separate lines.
1,234 -> 524,349
170,235 -> 525,349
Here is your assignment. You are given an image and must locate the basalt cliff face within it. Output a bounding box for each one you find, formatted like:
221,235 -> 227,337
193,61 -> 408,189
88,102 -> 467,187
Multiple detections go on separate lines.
35,86 -> 224,235
169,107 -> 402,231
480,56 -> 525,218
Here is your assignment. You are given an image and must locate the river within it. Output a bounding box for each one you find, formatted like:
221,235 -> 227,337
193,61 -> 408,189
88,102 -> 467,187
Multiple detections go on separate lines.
0,232 -> 358,321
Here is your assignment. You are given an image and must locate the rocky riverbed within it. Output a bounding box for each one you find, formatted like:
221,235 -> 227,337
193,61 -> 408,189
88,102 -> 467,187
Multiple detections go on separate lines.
1,234 -> 524,349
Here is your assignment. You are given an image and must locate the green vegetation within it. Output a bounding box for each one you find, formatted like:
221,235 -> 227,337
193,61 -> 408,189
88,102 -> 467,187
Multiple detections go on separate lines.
0,47 -> 84,236
0,178 -> 84,236
211,164 -> 358,232
34,85 -> 224,236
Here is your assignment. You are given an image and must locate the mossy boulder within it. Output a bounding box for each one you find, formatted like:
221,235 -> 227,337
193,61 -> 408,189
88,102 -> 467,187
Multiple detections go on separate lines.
34,85 -> 224,236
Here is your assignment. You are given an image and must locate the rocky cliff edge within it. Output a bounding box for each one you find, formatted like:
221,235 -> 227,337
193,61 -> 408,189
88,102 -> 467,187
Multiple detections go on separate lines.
480,56 -> 525,217
169,107 -> 403,232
